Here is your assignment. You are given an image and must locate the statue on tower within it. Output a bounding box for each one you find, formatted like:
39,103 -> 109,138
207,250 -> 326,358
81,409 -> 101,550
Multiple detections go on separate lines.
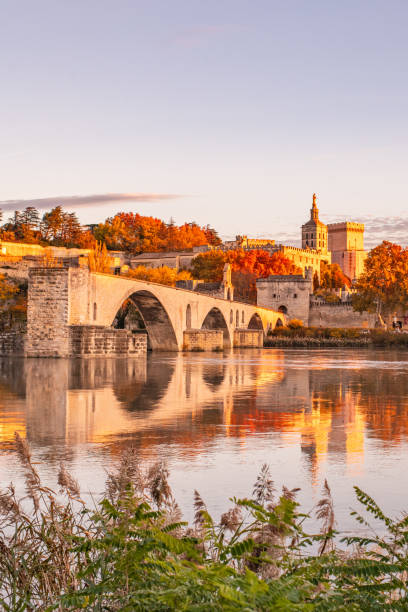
312,193 -> 317,207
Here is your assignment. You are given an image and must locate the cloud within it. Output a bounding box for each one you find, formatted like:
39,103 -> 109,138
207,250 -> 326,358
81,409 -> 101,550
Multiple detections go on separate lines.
223,215 -> 408,250
325,214 -> 408,248
0,192 -> 183,212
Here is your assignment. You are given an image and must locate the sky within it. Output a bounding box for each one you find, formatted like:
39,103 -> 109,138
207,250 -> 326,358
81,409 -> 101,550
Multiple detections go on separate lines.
1,0 -> 408,248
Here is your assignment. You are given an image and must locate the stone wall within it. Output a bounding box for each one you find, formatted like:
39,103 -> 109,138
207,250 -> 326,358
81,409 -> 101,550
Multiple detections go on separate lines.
26,268 -> 71,357
233,329 -> 263,348
0,330 -> 25,356
183,329 -> 223,351
69,326 -> 147,356
309,302 -> 375,328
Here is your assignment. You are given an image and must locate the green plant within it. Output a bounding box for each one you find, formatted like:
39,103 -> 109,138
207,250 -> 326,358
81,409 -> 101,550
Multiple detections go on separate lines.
2,435 -> 408,610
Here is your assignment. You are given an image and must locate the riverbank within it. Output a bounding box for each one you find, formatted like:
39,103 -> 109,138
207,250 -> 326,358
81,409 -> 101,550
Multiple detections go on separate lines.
265,328 -> 408,348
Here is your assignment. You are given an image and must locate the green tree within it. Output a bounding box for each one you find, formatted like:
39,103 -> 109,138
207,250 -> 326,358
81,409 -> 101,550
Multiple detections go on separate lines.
191,250 -> 225,281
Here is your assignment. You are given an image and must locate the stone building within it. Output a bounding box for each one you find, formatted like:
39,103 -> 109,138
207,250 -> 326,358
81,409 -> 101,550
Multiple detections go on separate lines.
130,245 -> 210,271
327,222 -> 367,281
256,268 -> 314,323
256,268 -> 375,328
221,194 -> 366,282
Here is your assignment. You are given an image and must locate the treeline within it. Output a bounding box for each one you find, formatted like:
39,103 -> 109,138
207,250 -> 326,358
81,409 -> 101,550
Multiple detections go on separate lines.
0,206 -> 94,249
0,206 -> 221,253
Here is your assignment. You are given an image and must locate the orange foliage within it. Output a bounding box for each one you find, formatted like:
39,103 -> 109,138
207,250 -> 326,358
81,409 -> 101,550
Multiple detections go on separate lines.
225,249 -> 302,277
94,213 -> 220,253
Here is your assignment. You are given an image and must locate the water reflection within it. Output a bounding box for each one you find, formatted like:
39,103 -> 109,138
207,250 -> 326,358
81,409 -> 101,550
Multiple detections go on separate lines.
2,350 -> 408,525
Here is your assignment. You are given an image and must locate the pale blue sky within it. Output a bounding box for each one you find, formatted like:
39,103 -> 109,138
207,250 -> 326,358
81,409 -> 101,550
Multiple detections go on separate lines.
1,0 -> 408,246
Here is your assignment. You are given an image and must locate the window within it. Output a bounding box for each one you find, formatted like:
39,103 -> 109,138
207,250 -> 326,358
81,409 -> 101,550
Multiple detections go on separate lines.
294,293 -> 297,298
242,311 -> 245,324
186,304 -> 191,329
230,309 -> 233,324
93,302 -> 97,321
236,310 -> 239,327
273,293 -> 276,298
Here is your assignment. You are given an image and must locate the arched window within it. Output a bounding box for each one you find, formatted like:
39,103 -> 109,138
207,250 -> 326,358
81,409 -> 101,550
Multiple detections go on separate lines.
236,310 -> 239,327
93,302 -> 97,321
241,311 -> 245,325
186,304 -> 191,329
278,305 -> 288,314
230,309 -> 233,324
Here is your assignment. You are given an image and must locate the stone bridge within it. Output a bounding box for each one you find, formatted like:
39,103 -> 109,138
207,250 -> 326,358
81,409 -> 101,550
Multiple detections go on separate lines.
26,267 -> 285,357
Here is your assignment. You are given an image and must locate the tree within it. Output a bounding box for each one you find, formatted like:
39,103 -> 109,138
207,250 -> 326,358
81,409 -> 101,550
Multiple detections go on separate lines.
4,207 -> 41,243
0,274 -> 18,307
353,241 -> 408,315
88,242 -> 112,273
191,250 -> 225,281
127,265 -> 192,287
319,262 -> 351,290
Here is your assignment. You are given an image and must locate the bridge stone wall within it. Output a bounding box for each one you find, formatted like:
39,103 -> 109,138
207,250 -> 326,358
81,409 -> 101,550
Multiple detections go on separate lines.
0,329 -> 26,356
233,329 -> 263,348
25,267 -> 284,356
26,268 -> 71,357
183,329 -> 223,351
69,326 -> 147,356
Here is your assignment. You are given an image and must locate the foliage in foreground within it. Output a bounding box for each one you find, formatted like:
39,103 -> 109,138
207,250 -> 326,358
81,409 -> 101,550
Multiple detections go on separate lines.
1,434 -> 408,610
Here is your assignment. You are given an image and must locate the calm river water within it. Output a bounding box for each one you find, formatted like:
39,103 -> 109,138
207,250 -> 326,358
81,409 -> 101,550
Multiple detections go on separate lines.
1,348 -> 408,532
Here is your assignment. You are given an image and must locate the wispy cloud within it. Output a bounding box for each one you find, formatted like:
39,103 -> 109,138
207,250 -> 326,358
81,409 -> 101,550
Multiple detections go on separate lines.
223,215 -> 408,250
0,192 -> 183,212
326,215 -> 408,248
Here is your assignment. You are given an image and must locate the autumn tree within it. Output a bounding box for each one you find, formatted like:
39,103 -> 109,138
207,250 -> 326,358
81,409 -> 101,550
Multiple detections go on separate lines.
353,241 -> 408,315
319,262 -> 351,290
88,242 -> 112,273
94,213 -> 215,254
127,265 -> 192,287
3,207 -> 41,243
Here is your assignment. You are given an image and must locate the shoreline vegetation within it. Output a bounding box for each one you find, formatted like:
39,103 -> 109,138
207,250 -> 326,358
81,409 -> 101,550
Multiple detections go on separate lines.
2,434 -> 408,610
265,327 -> 408,348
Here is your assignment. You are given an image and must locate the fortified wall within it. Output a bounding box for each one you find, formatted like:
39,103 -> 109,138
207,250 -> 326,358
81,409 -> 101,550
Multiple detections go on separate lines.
308,301 -> 375,328
256,269 -> 375,328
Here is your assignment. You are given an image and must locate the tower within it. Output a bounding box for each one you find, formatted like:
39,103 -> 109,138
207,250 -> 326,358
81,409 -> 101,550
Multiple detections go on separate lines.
301,193 -> 328,253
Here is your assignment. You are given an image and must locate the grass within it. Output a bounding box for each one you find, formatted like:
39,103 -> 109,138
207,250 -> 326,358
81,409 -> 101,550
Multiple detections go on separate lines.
2,433 -> 408,610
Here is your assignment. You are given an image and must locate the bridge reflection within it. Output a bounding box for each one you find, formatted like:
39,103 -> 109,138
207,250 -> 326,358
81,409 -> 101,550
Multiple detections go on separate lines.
2,351 -> 408,486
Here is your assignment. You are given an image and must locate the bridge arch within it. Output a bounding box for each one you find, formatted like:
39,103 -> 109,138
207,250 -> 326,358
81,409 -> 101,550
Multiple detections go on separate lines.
248,312 -> 264,332
113,290 -> 178,351
201,307 -> 231,348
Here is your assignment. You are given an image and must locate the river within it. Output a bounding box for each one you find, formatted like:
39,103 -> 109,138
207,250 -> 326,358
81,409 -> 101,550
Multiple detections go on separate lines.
1,348 -> 408,533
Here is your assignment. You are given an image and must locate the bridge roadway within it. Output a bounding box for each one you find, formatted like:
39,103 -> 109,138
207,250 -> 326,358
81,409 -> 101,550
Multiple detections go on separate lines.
27,267 -> 285,354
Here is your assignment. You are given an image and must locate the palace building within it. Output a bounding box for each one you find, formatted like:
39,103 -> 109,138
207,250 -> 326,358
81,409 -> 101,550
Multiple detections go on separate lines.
226,194 -> 366,282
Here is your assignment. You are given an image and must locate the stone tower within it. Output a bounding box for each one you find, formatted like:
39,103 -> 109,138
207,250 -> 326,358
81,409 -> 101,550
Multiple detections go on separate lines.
301,194 -> 328,253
